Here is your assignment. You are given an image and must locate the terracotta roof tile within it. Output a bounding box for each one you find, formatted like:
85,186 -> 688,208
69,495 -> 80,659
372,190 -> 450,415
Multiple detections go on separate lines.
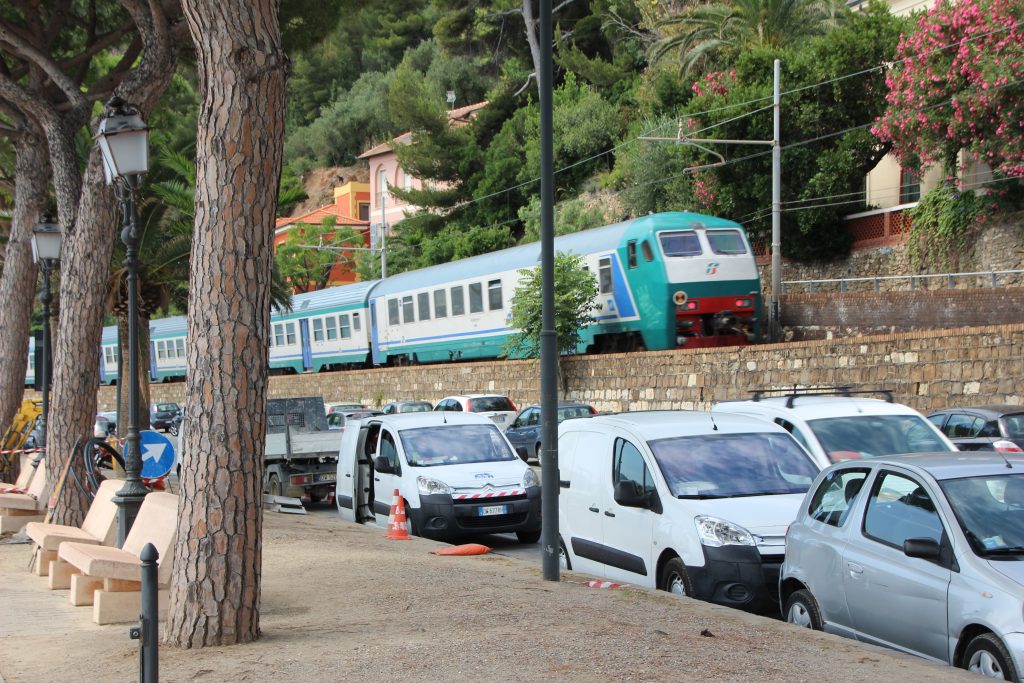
275,205 -> 370,230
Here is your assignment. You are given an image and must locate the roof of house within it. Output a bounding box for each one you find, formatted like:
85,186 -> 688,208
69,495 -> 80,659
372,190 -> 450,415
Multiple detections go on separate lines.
275,205 -> 370,231
357,101 -> 488,160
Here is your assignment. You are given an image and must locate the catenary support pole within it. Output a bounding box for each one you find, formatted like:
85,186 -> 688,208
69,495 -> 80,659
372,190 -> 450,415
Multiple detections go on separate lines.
770,59 -> 782,341
380,186 -> 388,279
539,0 -> 559,582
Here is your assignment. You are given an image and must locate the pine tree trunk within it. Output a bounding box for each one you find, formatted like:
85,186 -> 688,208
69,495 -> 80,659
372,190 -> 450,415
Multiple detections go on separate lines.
0,127 -> 48,435
165,0 -> 286,648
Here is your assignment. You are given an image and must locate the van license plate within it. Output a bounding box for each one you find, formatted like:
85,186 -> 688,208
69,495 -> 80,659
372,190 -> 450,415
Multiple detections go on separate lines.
315,473 -> 337,483
479,505 -> 508,516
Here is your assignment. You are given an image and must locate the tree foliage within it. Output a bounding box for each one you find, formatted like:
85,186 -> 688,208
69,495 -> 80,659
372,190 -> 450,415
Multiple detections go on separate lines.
275,217 -> 366,292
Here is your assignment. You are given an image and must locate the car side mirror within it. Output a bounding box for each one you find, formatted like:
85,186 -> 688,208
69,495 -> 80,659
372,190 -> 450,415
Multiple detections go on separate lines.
613,481 -> 650,509
373,455 -> 393,474
903,537 -> 941,561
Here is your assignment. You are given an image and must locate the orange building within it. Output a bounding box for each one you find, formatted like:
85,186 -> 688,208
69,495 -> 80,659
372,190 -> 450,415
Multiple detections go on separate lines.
274,181 -> 371,289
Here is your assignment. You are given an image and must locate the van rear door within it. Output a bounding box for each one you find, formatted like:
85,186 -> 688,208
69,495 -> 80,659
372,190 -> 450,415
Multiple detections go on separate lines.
559,430 -> 613,578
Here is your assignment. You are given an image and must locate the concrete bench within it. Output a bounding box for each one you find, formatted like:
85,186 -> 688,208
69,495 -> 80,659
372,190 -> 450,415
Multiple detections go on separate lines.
53,491 -> 178,625
25,478 -> 121,577
0,458 -> 48,533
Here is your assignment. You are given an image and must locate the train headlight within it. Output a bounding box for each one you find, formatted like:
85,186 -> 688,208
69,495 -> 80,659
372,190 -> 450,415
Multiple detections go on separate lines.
672,291 -> 688,306
733,297 -> 753,309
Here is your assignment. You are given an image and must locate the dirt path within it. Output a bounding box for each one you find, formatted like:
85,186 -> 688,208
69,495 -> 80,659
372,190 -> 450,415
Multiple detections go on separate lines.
0,512 -> 974,682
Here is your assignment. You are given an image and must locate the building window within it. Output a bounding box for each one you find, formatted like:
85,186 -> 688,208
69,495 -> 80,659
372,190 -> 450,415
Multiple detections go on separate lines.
388,299 -> 400,326
418,292 -> 431,321
469,283 -> 483,314
451,286 -> 465,316
900,166 -> 921,204
434,289 -> 447,318
377,167 -> 388,208
487,279 -> 503,310
358,203 -> 370,221
403,168 -> 413,190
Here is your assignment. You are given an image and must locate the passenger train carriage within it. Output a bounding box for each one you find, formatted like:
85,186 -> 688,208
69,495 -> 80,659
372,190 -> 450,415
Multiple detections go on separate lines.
26,211 -> 761,386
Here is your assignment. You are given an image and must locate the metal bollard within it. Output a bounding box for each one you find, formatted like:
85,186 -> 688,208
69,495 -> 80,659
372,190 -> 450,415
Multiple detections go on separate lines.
129,543 -> 159,683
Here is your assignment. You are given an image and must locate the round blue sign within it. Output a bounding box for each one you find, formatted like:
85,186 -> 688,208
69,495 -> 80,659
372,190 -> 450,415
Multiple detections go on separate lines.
139,429 -> 176,479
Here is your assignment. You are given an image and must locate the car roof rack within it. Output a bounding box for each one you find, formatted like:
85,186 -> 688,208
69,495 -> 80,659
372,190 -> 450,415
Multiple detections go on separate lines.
749,386 -> 894,408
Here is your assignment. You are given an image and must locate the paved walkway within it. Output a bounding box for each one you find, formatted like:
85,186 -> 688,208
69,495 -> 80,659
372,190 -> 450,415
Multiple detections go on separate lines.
0,513 -> 975,683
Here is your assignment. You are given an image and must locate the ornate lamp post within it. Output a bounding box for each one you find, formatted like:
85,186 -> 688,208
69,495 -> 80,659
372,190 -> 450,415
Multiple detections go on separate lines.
31,217 -> 63,451
96,96 -> 150,545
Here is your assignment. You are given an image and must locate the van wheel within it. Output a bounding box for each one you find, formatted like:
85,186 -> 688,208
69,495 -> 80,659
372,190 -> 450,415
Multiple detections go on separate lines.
559,537 -> 571,570
963,633 -> 1018,680
659,558 -> 694,596
268,474 -> 283,497
785,589 -> 823,630
516,529 -> 541,544
404,501 -> 417,536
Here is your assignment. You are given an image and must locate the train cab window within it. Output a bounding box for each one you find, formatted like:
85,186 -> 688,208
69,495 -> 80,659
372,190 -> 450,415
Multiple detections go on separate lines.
641,240 -> 654,262
469,283 -> 484,314
312,318 -> 324,342
707,230 -> 748,255
401,295 -> 415,323
659,231 -> 702,257
627,241 -> 637,268
339,314 -> 351,339
388,299 -> 400,326
451,286 -> 465,316
488,280 -> 503,310
352,313 -> 361,332
434,289 -> 447,318
418,292 -> 431,321
325,316 -> 338,341
598,257 -> 613,294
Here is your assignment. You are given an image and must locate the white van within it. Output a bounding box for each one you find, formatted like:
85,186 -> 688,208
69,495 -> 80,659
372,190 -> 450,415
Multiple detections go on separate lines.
558,411 -> 820,614
335,412 -> 542,543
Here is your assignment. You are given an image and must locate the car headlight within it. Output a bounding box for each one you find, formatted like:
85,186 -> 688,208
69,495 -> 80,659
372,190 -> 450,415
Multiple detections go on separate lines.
694,515 -> 756,547
522,468 -> 539,489
416,476 -> 451,496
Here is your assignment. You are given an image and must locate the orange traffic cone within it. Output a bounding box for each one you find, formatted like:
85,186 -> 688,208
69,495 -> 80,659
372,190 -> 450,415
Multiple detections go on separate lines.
386,488 -> 412,540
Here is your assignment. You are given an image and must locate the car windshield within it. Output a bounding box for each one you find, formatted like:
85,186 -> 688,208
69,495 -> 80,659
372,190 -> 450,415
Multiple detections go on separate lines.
156,403 -> 177,412
648,432 -> 818,498
469,397 -> 515,412
941,475 -> 1024,558
400,425 -> 517,466
1003,414 -> 1024,440
807,414 -> 952,461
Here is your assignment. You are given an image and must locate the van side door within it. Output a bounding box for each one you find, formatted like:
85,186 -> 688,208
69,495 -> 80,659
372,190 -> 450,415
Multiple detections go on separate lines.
600,437 -> 661,586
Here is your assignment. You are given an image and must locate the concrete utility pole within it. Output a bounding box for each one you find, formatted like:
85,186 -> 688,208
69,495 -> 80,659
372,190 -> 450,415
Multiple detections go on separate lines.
539,0 -> 560,583
640,58 -> 783,340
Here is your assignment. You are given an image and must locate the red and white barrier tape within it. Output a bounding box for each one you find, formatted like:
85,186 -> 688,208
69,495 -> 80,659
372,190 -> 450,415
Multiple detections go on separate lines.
568,579 -> 630,589
0,447 -> 45,456
452,489 -> 523,500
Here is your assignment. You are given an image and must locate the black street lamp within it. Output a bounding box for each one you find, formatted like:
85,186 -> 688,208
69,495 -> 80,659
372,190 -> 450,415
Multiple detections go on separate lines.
31,216 -> 63,451
96,96 -> 150,546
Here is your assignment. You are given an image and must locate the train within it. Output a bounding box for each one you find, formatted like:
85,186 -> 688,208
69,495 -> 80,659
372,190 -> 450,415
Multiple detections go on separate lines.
26,211 -> 763,386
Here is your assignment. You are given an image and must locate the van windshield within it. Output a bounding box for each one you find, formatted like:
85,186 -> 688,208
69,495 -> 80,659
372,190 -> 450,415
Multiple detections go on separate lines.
400,425 -> 517,467
807,414 -> 952,462
649,432 -> 818,498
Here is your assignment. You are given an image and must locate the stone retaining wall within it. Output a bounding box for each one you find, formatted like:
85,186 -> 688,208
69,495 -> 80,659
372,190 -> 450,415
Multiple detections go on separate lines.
83,322 -> 1023,417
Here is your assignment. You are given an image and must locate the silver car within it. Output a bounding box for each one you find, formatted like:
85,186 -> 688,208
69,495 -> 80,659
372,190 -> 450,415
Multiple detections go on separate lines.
781,453 -> 1024,680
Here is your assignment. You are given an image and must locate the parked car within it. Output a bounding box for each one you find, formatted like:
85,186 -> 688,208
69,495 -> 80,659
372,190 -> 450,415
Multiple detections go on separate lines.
927,405 -> 1024,453
558,410 -> 820,614
97,411 -> 118,435
712,388 -> 955,468
781,452 -> 1024,680
343,409 -> 383,420
335,412 -> 541,543
325,402 -> 368,415
150,402 -> 182,432
94,414 -> 116,439
505,402 -> 597,462
434,394 -> 518,427
382,400 -> 433,415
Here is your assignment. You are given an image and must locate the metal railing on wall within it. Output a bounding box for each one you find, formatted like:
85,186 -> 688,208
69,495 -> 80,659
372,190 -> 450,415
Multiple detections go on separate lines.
782,269 -> 1024,294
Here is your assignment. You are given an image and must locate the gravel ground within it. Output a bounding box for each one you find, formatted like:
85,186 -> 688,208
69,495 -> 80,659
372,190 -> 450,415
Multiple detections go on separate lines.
0,512 -> 976,683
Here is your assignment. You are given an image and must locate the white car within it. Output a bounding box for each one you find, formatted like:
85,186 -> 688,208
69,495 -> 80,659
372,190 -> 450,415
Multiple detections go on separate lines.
335,412 -> 541,543
433,394 -> 518,427
557,410 -> 820,614
712,389 -> 956,468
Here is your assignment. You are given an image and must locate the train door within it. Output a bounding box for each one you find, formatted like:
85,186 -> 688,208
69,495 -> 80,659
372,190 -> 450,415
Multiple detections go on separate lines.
369,301 -> 382,366
149,340 -> 158,381
299,319 -> 313,371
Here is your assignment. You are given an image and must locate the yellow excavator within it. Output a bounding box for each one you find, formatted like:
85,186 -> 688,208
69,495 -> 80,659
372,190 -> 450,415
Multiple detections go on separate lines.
0,398 -> 43,481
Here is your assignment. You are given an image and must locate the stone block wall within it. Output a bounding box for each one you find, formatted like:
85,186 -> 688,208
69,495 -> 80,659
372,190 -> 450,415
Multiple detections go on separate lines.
85,322 -> 1024,418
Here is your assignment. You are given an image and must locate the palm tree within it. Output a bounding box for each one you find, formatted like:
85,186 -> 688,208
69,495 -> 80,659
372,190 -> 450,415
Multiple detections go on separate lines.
651,0 -> 845,75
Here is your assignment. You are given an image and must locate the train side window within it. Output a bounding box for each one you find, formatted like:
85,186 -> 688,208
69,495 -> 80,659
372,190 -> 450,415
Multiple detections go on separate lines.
388,299 -> 400,326
469,283 -> 484,314
325,316 -> 338,341
157,341 -> 166,360
401,295 -> 415,323
488,279 -> 503,310
598,257 -> 613,294
418,292 -> 431,321
312,318 -> 324,342
339,314 -> 351,339
352,313 -> 360,332
434,289 -> 447,318
285,322 -> 296,345
176,338 -> 185,357
451,286 -> 465,316
627,241 -> 637,268
273,323 -> 286,346
641,240 -> 654,262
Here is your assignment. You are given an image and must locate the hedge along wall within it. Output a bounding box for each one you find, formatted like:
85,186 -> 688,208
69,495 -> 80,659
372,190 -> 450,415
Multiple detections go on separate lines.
92,322 -> 1023,416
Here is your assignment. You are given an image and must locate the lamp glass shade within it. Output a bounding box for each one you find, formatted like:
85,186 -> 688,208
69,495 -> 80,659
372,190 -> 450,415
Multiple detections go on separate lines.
96,112 -> 149,181
31,222 -> 63,262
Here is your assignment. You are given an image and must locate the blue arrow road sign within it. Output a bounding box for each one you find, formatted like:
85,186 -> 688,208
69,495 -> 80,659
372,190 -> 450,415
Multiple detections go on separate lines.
139,429 -> 175,479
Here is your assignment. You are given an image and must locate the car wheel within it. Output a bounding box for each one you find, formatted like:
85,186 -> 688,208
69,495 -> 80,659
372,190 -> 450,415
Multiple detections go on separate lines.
268,473 -> 283,497
168,422 -> 178,437
785,589 -> 823,630
534,442 -> 542,463
558,536 -> 571,571
516,529 -> 541,544
659,557 -> 694,596
963,633 -> 1019,680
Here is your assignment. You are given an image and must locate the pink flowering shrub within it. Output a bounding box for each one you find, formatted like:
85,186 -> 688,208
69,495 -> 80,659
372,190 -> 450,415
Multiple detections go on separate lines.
691,174 -> 718,209
873,0 -> 1024,177
691,70 -> 736,97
